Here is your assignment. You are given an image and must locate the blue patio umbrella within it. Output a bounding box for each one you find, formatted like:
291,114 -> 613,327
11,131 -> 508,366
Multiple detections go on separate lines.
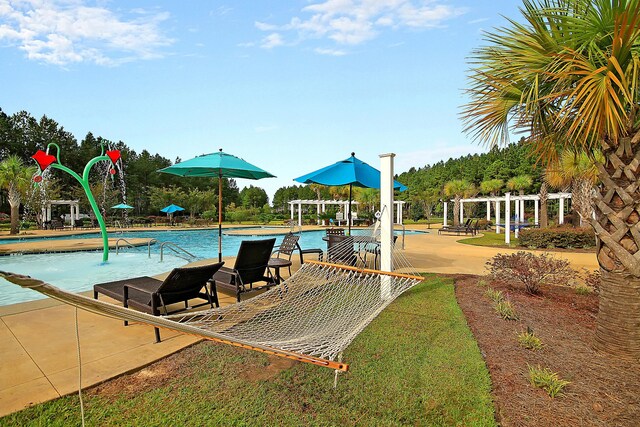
160,204 -> 185,214
294,152 -> 407,234
158,149 -> 276,262
111,203 -> 134,209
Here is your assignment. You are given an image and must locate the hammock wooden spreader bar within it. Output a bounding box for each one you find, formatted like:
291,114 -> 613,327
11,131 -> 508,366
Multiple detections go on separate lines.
305,260 -> 424,281
0,271 -> 349,372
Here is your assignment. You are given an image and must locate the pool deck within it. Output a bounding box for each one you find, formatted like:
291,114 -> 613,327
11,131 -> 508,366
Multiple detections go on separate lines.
0,225 -> 599,417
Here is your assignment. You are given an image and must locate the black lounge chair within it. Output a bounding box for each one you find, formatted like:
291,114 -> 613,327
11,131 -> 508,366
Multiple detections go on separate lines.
213,238 -> 277,302
438,218 -> 476,236
93,262 -> 224,342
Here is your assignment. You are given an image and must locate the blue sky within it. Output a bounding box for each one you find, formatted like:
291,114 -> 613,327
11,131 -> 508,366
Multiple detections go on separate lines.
0,0 -> 523,200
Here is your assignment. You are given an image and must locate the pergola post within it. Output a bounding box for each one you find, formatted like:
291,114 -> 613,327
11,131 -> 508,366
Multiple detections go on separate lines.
316,202 -> 321,225
534,199 -> 539,226
514,197 -> 519,238
505,192 -> 511,245
486,200 -> 491,221
298,201 -> 302,226
322,202 -> 326,226
495,199 -> 501,234
443,201 -> 448,226
69,204 -> 75,227
459,201 -> 464,225
290,202 -> 294,223
559,197 -> 565,225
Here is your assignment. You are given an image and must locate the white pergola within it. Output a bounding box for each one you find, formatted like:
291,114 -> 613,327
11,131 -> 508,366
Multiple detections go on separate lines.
288,199 -> 405,226
42,200 -> 81,226
443,192 -> 573,244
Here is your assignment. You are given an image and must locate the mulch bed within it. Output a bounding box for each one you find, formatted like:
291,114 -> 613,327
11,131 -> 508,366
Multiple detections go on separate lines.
454,274 -> 640,426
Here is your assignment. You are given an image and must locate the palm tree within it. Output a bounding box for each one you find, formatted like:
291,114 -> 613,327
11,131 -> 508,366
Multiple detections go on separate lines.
506,175 -> 532,197
0,155 -> 37,235
462,0 -> 640,357
480,179 -> 503,196
560,150 -> 603,226
444,179 -> 475,226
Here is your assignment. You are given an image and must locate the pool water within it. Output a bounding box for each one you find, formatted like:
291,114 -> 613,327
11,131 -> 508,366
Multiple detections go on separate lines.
0,252 -> 186,306
0,228 -> 423,306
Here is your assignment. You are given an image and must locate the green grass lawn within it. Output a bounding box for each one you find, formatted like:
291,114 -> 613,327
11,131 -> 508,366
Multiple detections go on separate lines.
458,231 -> 520,248
3,276 -> 495,426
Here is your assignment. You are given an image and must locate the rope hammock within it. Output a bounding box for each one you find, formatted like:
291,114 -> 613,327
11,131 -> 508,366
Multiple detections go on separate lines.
0,225 -> 422,372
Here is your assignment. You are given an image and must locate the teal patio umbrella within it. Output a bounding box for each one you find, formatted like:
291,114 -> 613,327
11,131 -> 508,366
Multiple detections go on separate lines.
111,203 -> 134,209
161,204 -> 185,224
158,149 -> 276,262
160,204 -> 185,214
294,152 -> 407,234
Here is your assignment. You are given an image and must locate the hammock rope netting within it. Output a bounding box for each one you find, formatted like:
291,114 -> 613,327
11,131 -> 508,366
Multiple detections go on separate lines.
0,224 -> 422,372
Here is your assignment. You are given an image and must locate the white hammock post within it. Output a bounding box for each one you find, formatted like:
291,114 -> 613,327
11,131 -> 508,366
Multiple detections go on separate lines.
380,153 -> 395,300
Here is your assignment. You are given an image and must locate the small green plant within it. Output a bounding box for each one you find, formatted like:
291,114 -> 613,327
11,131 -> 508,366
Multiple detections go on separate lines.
477,279 -> 488,288
517,327 -> 542,350
527,364 -> 570,398
484,288 -> 503,303
575,285 -> 593,295
495,300 -> 519,320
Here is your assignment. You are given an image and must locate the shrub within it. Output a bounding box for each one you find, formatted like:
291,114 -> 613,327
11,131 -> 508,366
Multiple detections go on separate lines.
527,364 -> 570,398
495,300 -> 519,320
484,288 -> 504,303
575,285 -> 593,295
518,226 -> 596,249
518,327 -> 542,350
486,251 -> 576,295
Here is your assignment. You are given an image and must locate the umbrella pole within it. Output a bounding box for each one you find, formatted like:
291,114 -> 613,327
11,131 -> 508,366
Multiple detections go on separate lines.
348,183 -> 352,235
218,173 -> 223,262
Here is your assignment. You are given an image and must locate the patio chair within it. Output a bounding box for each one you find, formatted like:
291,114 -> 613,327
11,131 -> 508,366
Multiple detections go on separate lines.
326,228 -> 345,236
93,262 -> 224,342
272,233 -> 324,276
213,238 -> 277,302
327,235 -> 357,266
438,218 -> 473,235
364,235 -> 398,269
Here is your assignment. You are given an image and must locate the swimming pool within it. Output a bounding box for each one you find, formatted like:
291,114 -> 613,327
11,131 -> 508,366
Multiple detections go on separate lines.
0,228 -> 424,306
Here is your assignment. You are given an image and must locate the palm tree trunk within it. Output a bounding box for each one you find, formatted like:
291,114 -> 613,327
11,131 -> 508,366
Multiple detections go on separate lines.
8,185 -> 20,235
453,196 -> 460,226
539,182 -> 548,228
590,136 -> 640,358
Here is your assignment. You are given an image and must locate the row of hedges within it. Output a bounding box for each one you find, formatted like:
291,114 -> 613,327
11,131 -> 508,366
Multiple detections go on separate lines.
519,227 -> 596,249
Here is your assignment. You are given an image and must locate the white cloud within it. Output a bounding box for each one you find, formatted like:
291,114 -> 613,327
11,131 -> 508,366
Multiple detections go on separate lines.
315,47 -> 347,56
0,0 -> 172,66
255,0 -> 466,49
468,17 -> 489,25
260,32 -> 284,49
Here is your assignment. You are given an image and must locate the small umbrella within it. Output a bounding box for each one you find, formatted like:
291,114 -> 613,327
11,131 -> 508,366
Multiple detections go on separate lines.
111,203 -> 134,209
160,204 -> 184,225
158,149 -> 275,262
160,204 -> 185,214
294,152 -> 407,234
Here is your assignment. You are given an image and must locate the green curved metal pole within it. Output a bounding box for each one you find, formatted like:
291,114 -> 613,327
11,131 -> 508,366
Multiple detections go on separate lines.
45,142 -> 114,262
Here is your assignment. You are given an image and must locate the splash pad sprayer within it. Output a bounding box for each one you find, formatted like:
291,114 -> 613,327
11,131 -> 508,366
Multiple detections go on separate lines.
31,142 -> 121,262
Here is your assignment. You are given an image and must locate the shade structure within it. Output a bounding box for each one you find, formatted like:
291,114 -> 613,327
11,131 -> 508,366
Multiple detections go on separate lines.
160,204 -> 185,214
294,152 -> 407,233
158,149 -> 276,262
111,203 -> 134,209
